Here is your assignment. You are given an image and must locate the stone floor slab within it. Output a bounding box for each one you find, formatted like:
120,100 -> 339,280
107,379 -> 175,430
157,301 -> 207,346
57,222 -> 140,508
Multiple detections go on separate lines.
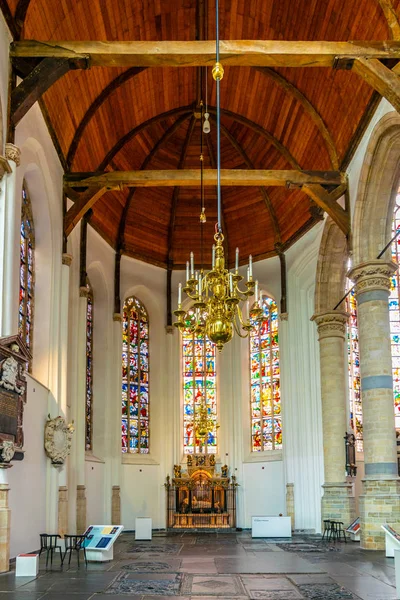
181,574 -> 246,596
216,554 -> 323,574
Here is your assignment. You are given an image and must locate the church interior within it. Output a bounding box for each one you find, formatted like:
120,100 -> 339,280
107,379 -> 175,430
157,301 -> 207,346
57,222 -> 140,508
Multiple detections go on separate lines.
0,0 -> 400,598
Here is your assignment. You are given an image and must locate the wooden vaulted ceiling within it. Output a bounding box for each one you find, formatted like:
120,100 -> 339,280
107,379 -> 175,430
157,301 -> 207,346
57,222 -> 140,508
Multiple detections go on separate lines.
4,0 -> 400,268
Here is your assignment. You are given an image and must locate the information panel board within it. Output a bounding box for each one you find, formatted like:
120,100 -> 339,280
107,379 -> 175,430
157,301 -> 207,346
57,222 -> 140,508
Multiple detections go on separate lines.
82,525 -> 124,560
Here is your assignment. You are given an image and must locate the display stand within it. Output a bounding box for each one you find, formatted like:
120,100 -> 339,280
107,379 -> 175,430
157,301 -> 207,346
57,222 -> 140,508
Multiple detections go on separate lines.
16,554 -> 39,577
346,517 -> 361,542
135,517 -> 152,540
394,549 -> 400,599
82,525 -> 124,562
381,524 -> 400,558
252,516 -> 291,538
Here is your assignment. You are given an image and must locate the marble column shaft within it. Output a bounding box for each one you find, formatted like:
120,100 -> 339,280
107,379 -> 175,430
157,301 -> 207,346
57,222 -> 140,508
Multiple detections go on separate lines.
312,311 -> 355,525
0,482 -> 10,573
349,260 -> 400,550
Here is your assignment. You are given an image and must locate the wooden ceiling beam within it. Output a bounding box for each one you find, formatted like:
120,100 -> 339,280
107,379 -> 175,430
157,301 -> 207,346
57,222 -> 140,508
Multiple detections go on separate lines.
376,0 -> 400,40
64,169 -> 346,189
353,57 -> 400,114
255,67 -> 339,169
14,0 -> 32,37
302,183 -> 349,236
11,40 -> 400,67
64,187 -> 108,237
218,119 -> 282,243
10,55 -> 89,128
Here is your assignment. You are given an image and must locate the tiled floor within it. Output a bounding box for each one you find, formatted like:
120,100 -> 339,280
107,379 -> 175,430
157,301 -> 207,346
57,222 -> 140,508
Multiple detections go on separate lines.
0,532 -> 397,600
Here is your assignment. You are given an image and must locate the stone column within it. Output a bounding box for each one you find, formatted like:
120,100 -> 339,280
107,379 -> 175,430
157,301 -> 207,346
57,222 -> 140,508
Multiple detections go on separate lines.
58,486 -> 68,538
76,485 -> 87,534
312,311 -> 355,526
0,466 -> 11,574
349,260 -> 400,549
75,287 -> 88,533
2,144 -> 21,337
286,483 -> 295,530
111,486 -> 121,525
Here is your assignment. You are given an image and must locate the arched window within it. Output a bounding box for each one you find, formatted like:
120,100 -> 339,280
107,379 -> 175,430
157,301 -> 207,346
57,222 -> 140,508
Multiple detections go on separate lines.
250,295 -> 281,452
390,192 -> 400,434
19,183 -> 35,363
345,283 -> 363,451
121,297 -> 149,454
85,281 -> 94,451
183,310 -> 217,454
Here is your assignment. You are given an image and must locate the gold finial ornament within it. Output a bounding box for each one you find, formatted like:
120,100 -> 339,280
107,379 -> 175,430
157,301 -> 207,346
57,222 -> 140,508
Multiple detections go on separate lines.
200,207 -> 206,223
212,62 -> 224,81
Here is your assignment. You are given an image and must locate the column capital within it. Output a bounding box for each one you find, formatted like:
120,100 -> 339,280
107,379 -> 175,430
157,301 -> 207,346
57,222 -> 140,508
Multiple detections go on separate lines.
0,156 -> 12,180
311,310 -> 348,339
79,286 -> 89,298
280,312 -> 288,322
5,143 -> 21,167
113,313 -> 122,322
349,260 -> 397,295
62,253 -> 73,267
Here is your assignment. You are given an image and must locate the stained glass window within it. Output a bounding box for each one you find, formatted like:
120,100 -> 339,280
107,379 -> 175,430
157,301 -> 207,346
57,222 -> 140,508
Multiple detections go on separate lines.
250,295 -> 281,452
390,192 -> 400,434
85,282 -> 94,451
19,183 -> 35,364
183,311 -> 217,454
345,283 -> 363,451
121,296 -> 149,454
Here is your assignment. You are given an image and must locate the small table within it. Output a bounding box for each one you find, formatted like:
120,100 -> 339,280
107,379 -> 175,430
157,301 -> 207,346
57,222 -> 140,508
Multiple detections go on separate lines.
16,554 -> 39,577
135,518 -> 152,540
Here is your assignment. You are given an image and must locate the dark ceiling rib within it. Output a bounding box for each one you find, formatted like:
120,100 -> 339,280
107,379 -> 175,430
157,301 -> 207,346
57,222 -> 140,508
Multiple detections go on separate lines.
167,115 -> 197,263
255,67 -> 339,169
14,0 -> 32,37
115,112 -> 193,251
218,118 -> 282,244
97,104 -> 194,171
67,67 -> 146,168
376,0 -> 400,39
0,0 -> 18,38
207,106 -> 301,170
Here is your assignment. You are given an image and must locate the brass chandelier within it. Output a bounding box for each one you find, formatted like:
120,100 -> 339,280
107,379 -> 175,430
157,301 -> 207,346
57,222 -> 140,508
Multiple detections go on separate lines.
173,0 -> 262,351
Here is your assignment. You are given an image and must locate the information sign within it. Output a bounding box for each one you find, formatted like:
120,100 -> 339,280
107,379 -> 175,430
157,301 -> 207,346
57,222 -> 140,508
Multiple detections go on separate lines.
82,525 -> 124,561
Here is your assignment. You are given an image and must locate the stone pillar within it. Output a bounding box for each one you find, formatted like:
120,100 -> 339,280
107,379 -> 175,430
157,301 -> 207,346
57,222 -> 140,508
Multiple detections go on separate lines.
349,260 -> 400,550
58,486 -> 68,538
0,467 -> 11,573
76,485 -> 87,534
2,144 -> 21,337
111,486 -> 121,525
312,311 -> 355,526
286,483 -> 295,530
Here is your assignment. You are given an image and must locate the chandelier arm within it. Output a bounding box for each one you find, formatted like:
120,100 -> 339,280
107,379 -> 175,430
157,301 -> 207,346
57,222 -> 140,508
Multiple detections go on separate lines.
233,315 -> 250,339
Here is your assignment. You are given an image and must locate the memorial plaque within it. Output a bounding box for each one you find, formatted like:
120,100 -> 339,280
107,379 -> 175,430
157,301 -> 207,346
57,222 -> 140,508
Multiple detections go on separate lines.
0,335 -> 31,462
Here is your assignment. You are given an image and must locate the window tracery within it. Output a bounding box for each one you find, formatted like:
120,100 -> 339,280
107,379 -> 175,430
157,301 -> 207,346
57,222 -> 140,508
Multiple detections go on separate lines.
345,284 -> 363,451
182,310 -> 217,455
390,193 -> 400,434
121,296 -> 149,453
19,183 -> 35,366
250,295 -> 281,452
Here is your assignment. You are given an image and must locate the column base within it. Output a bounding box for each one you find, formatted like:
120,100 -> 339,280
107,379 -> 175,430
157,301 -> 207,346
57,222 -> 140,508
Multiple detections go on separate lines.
58,486 -> 68,538
360,478 -> 400,550
321,482 -> 355,527
0,484 -> 10,573
112,486 -> 121,525
76,485 -> 87,534
286,483 -> 295,530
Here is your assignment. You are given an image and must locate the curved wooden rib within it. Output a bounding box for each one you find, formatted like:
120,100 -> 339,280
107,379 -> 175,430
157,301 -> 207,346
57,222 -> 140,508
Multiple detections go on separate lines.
14,0 -> 32,36
376,0 -> 400,39
98,104 -> 194,170
255,67 -> 339,169
67,67 -> 146,168
208,106 -> 301,170
218,119 -> 282,244
115,112 -> 193,249
167,115 -> 197,261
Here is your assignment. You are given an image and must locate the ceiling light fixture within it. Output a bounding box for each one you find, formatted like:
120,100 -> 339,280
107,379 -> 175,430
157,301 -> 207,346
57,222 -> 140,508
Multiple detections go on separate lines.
173,0 -> 262,351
